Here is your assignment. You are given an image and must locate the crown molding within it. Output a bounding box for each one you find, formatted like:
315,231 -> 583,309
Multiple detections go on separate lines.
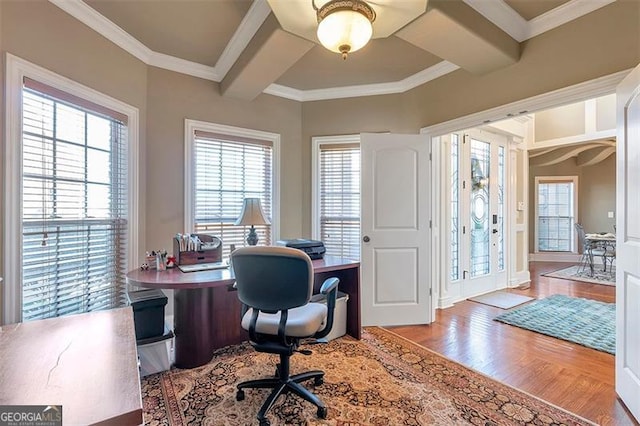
463,0 -> 616,42
47,0 -> 461,100
49,0 -> 614,102
525,0 -> 616,40
147,52 -> 220,81
47,0 -> 271,83
214,0 -> 272,79
462,0 -> 528,42
49,0 -> 152,62
264,61 -> 460,102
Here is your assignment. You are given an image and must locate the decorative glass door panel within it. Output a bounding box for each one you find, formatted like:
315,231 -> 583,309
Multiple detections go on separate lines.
470,139 -> 490,277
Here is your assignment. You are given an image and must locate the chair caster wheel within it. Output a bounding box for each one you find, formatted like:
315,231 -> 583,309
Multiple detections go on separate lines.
236,390 -> 245,401
314,376 -> 324,386
259,418 -> 270,426
317,407 -> 327,419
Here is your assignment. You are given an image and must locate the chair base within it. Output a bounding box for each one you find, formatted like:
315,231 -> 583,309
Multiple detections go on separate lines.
236,355 -> 327,425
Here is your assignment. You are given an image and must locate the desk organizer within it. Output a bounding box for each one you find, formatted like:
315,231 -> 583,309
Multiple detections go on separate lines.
173,234 -> 222,265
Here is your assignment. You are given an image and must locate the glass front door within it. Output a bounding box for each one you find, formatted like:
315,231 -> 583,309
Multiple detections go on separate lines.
449,129 -> 507,297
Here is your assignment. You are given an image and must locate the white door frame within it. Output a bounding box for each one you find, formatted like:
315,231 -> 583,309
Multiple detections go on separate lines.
421,69 -> 630,313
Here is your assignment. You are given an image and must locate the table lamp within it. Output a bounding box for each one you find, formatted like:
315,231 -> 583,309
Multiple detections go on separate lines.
235,198 -> 270,246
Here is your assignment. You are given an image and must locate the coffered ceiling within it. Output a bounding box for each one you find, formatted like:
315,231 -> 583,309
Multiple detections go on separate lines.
53,0 -> 616,101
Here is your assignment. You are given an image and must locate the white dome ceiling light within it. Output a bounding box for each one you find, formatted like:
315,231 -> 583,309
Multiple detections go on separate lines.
314,0 -> 376,60
267,0 -> 428,60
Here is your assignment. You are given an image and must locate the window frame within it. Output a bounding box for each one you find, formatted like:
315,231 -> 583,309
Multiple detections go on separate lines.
311,134 -> 361,259
184,119 -> 280,247
534,175 -> 579,253
3,53 -> 140,325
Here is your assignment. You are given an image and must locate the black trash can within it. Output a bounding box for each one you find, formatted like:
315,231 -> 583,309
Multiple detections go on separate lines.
127,289 -> 168,340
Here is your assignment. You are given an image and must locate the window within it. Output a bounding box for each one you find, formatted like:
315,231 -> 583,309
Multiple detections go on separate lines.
312,136 -> 360,260
4,54 -> 138,324
185,120 -> 279,258
450,133 -> 460,281
535,177 -> 578,252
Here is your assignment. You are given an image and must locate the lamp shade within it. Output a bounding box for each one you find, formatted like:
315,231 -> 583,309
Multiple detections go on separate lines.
235,198 -> 270,226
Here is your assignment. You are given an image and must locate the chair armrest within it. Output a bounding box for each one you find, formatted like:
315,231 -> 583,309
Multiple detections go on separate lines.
314,277 -> 340,339
320,277 -> 339,295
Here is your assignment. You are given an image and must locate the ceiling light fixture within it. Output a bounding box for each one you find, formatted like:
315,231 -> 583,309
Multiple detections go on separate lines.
267,0 -> 427,60
313,0 -> 376,60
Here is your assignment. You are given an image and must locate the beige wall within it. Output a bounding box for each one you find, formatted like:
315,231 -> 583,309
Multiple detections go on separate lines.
534,103 -> 586,141
596,95 -> 617,131
144,67 -> 304,252
528,154 -> 616,253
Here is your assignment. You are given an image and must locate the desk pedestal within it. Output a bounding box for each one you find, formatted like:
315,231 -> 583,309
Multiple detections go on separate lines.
174,285 -> 247,369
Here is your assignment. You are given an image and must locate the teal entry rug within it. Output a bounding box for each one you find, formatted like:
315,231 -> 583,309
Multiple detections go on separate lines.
495,294 -> 615,354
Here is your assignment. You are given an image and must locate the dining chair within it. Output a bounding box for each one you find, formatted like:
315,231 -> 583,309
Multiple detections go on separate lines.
575,223 -> 615,275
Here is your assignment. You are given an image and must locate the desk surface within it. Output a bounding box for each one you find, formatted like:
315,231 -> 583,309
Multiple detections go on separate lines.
127,255 -> 361,367
0,307 -> 143,426
127,255 -> 359,289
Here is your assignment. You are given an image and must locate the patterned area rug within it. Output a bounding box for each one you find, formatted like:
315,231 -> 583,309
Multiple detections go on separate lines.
495,294 -> 615,354
543,265 -> 615,286
142,327 -> 593,425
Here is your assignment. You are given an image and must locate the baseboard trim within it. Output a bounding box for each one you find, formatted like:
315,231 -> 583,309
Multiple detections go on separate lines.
529,252 -> 580,262
438,296 -> 454,309
529,252 -> 607,265
509,270 -> 531,288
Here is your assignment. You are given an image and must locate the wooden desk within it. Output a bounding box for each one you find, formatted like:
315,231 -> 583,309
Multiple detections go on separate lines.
0,307 -> 143,426
127,255 -> 360,369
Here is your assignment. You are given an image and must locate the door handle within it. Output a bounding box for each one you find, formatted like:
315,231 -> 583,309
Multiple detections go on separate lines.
363,236 -> 370,243
492,229 -> 498,234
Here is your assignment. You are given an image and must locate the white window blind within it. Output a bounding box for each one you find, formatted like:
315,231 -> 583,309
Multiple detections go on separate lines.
319,143 -> 360,260
21,78 -> 129,321
537,180 -> 576,252
193,131 -> 272,257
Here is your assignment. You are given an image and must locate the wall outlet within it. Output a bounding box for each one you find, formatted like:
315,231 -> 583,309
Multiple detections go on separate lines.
608,211 -> 614,218
517,201 -> 525,211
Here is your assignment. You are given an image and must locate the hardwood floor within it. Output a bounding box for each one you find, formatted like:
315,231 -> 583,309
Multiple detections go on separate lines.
388,262 -> 637,426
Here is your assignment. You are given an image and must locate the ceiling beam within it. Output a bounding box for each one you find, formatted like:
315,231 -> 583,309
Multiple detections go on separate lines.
529,142 -> 615,167
576,146 -> 616,167
396,0 -> 520,75
220,15 -> 314,101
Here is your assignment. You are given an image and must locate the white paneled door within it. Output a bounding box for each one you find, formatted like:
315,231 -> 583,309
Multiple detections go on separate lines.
360,133 -> 431,326
615,63 -> 640,422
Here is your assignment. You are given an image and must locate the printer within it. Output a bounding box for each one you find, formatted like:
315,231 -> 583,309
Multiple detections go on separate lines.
276,239 -> 326,260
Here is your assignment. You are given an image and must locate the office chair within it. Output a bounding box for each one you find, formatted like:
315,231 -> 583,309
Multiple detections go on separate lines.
231,246 -> 339,426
